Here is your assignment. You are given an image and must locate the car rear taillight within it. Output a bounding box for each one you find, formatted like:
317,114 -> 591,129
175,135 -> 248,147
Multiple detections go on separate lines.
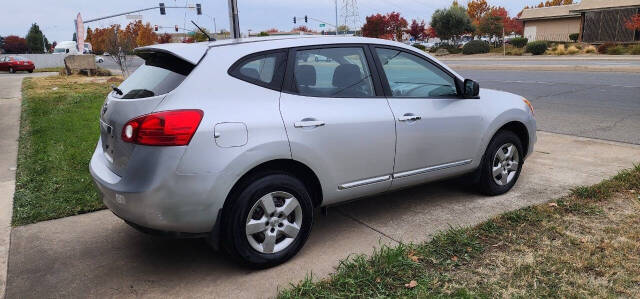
121,110 -> 203,146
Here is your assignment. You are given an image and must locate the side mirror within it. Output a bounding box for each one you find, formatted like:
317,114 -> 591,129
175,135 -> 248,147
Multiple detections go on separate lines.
463,79 -> 480,98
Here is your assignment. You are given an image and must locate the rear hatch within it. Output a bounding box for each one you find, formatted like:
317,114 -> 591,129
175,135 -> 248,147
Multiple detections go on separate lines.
99,48 -> 203,176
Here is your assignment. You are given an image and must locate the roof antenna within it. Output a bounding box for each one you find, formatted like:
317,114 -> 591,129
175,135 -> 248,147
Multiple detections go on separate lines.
191,20 -> 215,41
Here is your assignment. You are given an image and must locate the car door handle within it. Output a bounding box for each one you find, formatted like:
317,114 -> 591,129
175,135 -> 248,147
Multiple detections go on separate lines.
398,114 -> 421,121
294,120 -> 325,128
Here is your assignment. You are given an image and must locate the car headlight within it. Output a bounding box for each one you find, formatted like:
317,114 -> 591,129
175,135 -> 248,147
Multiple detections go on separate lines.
522,98 -> 534,116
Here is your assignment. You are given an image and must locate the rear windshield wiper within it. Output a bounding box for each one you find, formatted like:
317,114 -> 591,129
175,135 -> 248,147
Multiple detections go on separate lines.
111,84 -> 123,96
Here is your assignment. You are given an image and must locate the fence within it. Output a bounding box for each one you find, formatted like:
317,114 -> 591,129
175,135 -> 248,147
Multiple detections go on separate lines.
0,54 -> 68,69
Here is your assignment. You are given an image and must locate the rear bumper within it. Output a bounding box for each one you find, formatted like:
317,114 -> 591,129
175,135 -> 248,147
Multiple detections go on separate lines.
89,140 -> 219,233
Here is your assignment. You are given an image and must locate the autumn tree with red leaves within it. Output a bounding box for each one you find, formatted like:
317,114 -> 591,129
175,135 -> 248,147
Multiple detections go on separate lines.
157,33 -> 172,44
2,35 -> 28,53
408,19 -> 426,40
625,14 -> 640,31
292,26 -> 313,32
362,12 -> 408,40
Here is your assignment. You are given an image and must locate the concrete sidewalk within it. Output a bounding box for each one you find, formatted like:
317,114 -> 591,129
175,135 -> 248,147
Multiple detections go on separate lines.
0,72 -> 58,299
5,131 -> 640,298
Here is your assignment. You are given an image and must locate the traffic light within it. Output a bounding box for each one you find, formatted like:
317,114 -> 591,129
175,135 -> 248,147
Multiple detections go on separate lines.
293,17 -> 296,24
175,25 -> 179,32
159,3 -> 166,15
305,15 -> 308,23
154,25 -> 158,31
196,4 -> 202,15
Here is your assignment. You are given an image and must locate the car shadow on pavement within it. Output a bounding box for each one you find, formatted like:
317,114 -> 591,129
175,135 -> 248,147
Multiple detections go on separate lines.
7,178 -> 483,298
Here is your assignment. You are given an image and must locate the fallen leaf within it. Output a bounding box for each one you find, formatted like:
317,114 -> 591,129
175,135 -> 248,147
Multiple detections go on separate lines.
451,256 -> 458,262
405,280 -> 418,289
579,237 -> 587,243
629,189 -> 636,193
548,202 -> 558,207
408,251 -> 420,262
466,247 -> 472,252
375,277 -> 381,283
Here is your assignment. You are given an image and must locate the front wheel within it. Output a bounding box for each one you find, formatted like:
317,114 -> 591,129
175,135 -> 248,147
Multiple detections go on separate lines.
221,173 -> 313,268
476,130 -> 523,195
9,67 -> 15,73
28,69 -> 33,73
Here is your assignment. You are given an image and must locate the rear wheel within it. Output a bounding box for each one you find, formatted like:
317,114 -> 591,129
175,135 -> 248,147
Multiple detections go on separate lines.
221,173 -> 313,268
9,67 -> 15,73
28,69 -> 33,73
476,130 -> 523,195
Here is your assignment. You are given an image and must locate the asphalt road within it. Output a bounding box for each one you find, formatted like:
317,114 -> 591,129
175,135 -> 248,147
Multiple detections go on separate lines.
457,70 -> 640,145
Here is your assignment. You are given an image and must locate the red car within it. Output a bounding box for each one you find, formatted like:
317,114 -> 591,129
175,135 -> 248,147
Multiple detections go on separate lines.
0,56 -> 35,73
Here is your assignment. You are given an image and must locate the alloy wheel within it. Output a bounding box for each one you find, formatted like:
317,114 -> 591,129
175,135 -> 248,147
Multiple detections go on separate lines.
245,191 -> 302,254
492,143 -> 520,186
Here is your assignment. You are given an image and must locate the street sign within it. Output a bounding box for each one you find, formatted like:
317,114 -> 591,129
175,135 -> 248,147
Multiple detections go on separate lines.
319,24 -> 325,28
126,14 -> 143,20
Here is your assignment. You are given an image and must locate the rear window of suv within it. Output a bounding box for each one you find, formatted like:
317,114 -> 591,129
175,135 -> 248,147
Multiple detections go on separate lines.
113,52 -> 195,99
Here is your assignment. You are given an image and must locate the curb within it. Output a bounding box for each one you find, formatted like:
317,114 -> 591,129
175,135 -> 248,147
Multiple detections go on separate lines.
448,64 -> 640,73
0,76 -> 25,299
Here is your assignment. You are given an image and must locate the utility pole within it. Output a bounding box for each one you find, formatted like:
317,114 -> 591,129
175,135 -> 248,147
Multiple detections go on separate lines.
228,0 -> 240,39
335,0 -> 338,35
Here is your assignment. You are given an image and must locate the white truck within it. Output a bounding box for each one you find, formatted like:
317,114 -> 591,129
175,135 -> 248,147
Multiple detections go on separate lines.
53,41 -> 80,54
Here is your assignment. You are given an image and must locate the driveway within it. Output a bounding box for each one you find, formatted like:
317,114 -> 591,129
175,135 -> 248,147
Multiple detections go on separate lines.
6,132 -> 640,298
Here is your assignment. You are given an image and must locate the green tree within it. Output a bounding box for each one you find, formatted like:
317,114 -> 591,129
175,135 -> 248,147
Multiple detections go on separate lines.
477,11 -> 503,37
25,23 -> 45,53
430,5 -> 474,42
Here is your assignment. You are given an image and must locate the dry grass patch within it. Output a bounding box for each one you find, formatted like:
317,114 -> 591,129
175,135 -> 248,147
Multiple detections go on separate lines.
280,165 -> 640,298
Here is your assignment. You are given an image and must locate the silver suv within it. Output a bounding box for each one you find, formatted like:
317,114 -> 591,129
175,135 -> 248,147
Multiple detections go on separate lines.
90,36 -> 536,267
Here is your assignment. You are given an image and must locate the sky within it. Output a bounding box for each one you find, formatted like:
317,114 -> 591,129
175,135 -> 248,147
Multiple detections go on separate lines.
1,0 -> 544,42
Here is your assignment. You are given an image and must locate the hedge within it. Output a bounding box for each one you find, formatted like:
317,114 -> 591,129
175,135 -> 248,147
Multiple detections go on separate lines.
511,37 -> 528,48
525,41 -> 548,55
462,40 -> 490,54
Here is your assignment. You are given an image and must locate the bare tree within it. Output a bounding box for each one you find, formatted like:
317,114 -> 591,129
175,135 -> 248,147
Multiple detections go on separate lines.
104,25 -> 136,78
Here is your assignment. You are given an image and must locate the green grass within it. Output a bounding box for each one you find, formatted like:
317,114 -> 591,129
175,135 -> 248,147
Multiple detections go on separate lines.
279,164 -> 640,298
13,76 -> 121,225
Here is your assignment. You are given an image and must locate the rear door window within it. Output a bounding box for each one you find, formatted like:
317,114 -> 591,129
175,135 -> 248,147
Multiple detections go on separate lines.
229,51 -> 287,91
113,52 -> 195,99
290,47 -> 375,98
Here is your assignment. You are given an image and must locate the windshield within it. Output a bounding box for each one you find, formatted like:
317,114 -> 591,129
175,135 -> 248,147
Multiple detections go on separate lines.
54,48 -> 66,53
113,52 -> 195,99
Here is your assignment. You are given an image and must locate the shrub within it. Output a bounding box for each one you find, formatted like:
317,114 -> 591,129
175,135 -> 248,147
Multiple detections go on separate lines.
567,45 -> 580,55
462,40 -> 490,54
525,40 -> 548,55
630,45 -> 640,55
412,43 -> 426,50
554,44 -> 567,55
434,43 -> 461,54
607,45 -> 626,55
506,48 -> 524,56
584,45 -> 597,53
510,37 -> 528,48
569,33 -> 579,42
598,42 -> 615,54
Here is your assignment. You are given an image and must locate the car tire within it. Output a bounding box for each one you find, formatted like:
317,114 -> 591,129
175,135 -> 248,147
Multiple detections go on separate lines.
9,67 -> 15,73
221,172 -> 314,268
476,130 -> 524,196
28,69 -> 33,73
